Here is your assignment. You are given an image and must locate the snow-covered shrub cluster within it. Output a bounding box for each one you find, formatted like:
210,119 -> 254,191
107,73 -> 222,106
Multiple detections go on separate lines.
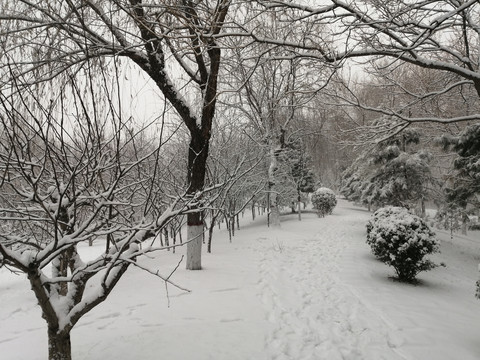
311,187 -> 337,217
366,206 -> 439,282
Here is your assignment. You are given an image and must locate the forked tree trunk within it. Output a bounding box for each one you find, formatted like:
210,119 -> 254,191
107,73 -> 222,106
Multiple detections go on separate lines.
48,329 -> 72,360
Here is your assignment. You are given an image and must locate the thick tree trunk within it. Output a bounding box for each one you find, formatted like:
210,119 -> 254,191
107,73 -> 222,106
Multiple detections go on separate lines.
48,329 -> 72,360
186,131 -> 209,270
186,213 -> 204,270
269,185 -> 281,227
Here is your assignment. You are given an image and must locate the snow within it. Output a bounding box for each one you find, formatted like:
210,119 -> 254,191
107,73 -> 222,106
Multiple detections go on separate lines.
2,199 -> 480,359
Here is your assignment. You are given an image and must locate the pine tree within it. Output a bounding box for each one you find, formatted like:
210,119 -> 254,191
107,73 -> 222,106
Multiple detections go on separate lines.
341,128 -> 433,211
445,123 -> 480,208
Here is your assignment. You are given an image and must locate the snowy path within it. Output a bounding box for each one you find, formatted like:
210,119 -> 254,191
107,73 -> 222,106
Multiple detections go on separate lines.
256,211 -> 409,360
3,199 -> 480,359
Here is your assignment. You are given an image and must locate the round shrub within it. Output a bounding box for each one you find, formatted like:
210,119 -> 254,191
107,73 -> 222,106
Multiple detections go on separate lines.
311,187 -> 337,217
366,206 -> 439,282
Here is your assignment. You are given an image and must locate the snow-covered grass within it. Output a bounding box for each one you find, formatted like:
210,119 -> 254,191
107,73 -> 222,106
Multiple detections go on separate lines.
2,199 -> 480,359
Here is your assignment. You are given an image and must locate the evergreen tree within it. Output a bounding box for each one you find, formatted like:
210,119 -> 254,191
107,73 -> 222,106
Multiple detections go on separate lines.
280,139 -> 316,215
291,152 -> 316,194
444,123 -> 480,208
341,128 -> 434,211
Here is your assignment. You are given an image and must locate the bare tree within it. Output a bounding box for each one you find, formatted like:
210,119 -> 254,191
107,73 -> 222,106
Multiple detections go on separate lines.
252,0 -> 480,128
0,64 -> 206,360
1,0 -> 233,270
226,14 -> 332,225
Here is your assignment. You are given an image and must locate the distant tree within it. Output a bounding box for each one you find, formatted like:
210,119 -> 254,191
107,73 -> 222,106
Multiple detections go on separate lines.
288,141 -> 316,219
341,128 -> 434,213
253,0 -> 480,129
443,123 -> 480,209
226,6 -> 332,227
204,119 -> 265,250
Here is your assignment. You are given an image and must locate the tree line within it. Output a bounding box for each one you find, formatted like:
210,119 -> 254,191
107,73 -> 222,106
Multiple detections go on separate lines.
0,1 -> 479,359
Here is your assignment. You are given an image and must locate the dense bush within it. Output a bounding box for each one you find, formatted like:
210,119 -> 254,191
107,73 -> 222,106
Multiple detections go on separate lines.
366,206 -> 439,282
311,187 -> 337,217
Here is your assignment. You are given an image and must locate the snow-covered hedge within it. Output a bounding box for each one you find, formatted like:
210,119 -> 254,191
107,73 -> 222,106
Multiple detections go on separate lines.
311,187 -> 337,217
366,206 -> 439,282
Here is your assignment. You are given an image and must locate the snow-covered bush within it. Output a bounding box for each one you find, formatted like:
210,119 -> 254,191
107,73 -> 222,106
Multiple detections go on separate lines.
366,206 -> 439,282
311,187 -> 337,217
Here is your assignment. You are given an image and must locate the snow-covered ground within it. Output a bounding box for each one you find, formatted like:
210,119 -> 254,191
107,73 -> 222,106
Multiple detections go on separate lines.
2,199 -> 480,359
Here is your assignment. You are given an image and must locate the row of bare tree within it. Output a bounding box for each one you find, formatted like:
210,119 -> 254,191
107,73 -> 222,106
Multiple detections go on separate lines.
1,1 -> 479,359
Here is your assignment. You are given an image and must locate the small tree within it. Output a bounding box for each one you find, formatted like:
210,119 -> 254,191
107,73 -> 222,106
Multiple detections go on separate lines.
0,72 -> 200,360
290,144 -> 316,219
366,207 -> 439,283
311,187 -> 337,217
434,204 -> 467,234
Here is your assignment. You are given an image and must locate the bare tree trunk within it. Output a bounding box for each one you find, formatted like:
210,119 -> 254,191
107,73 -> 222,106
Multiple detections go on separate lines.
224,213 -> 232,242
462,213 -> 468,236
230,215 -> 235,238
207,210 -> 218,253
186,132 -> 209,270
269,187 -> 281,227
297,193 -> 302,221
267,191 -> 271,227
172,225 -> 176,254
48,329 -> 72,360
187,216 -> 203,270
164,227 -> 169,250
268,137 -> 281,227
159,232 -> 164,247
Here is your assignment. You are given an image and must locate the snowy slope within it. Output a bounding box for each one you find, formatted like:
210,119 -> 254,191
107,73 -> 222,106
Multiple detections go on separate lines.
1,199 -> 480,359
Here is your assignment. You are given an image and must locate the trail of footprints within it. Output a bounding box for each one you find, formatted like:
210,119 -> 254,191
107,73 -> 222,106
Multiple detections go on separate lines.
257,224 -> 409,360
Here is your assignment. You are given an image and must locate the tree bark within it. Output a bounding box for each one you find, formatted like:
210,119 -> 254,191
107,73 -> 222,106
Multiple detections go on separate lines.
297,193 -> 302,221
207,210 -> 218,253
186,131 -> 210,270
187,221 -> 204,270
48,329 -> 72,360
